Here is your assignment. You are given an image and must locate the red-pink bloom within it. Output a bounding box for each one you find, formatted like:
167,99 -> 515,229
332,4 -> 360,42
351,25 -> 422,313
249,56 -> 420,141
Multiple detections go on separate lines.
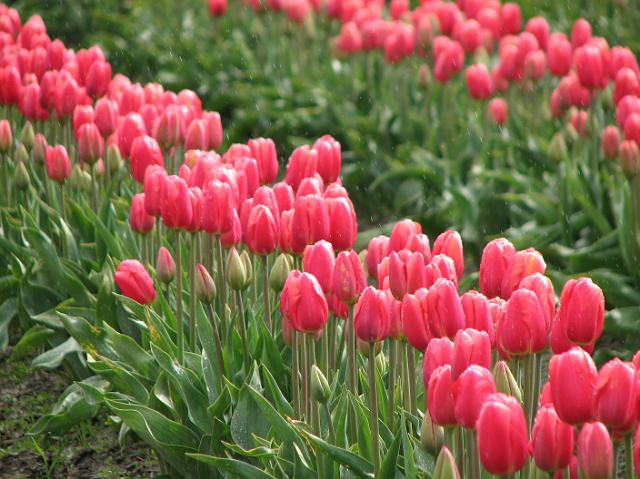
45,145 -> 71,183
452,328 -> 491,380
281,271 -> 328,335
354,287 -> 389,342
453,365 -> 496,428
402,289 -> 431,351
130,193 -> 155,234
550,347 -> 597,425
530,405 -> 575,472
115,259 -> 157,305
426,278 -> 465,339
466,63 -> 494,100
246,204 -> 279,255
331,250 -> 366,305
432,230 -> 463,279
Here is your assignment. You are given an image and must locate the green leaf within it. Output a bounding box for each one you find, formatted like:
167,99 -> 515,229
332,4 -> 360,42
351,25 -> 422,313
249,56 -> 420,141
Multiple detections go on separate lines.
297,428 -> 374,478
32,336 -> 84,370
400,413 -> 416,478
187,454 -> 276,479
10,325 -> 56,360
0,298 -> 18,350
379,427 -> 402,479
230,385 -> 271,450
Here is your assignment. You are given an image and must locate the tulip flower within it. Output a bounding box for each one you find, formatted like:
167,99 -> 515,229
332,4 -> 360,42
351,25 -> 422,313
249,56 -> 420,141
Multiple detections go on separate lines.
500,247 -> 546,299
549,347 -> 597,424
428,365 -> 456,426
291,194 -> 330,253
424,254 -> 458,289
477,393 -> 528,475
73,106 -> 95,138
281,271 -> 328,335
577,422 -> 613,479
201,179 -> 236,235
433,447 -> 461,479
461,291 -> 494,344
313,135 -> 341,184
571,18 -> 592,49
285,145 -> 317,191
331,250 -> 366,305
195,264 -> 216,304
115,260 -> 157,305
453,365 -> 496,428
366,235 -> 390,279
488,98 -> 508,125
389,219 -> 422,252
452,328 -> 491,380
33,133 -> 47,164
423,337 -> 454,386
0,119 -> 12,153
593,358 -> 636,432
426,278 -> 465,339
326,197 -> 357,252
432,230 -> 463,279
497,288 -> 548,356
94,98 -> 118,138
602,126 -> 621,159
466,64 -> 494,100
246,204 -> 279,255
130,193 -> 155,234
154,106 -> 182,149
118,113 -> 147,159
388,250 -> 427,300
557,278 -> 604,347
247,138 -> 278,185
354,287 -> 389,343
613,68 -> 640,105
518,273 -> 556,328
402,289 -> 431,351
530,405 -> 574,472
161,175 -> 193,230
45,145 -> 71,183
302,240 -> 335,294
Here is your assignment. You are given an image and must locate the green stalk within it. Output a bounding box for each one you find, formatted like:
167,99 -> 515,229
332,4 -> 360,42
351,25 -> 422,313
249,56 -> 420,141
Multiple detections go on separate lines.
347,307 -> 357,396
467,429 -> 480,479
236,290 -> 250,374
206,303 -> 225,387
625,434 -> 634,479
261,255 -> 272,333
292,331 -> 301,418
402,342 -> 411,411
189,234 -> 196,349
302,332 -> 310,420
631,177 -> 640,272
322,318 -> 330,378
368,342 -> 380,477
2,153 -> 9,206
216,236 -> 228,341
310,338 -> 319,435
407,343 -> 417,416
387,339 -> 397,431
455,427 -> 464,477
175,235 -> 185,364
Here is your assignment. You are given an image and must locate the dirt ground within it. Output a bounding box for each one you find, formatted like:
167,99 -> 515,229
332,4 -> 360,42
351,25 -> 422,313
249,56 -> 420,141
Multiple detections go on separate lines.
0,347 -> 159,479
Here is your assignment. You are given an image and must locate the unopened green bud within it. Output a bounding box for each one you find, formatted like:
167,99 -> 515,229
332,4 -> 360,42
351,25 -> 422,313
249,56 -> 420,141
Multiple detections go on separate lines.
548,132 -> 568,163
240,250 -> 252,289
33,133 -> 47,164
69,164 -> 84,189
433,446 -> 461,479
227,248 -> 246,291
15,161 -> 30,190
417,65 -> 432,91
269,254 -> 291,292
493,360 -> 522,404
311,364 -> 330,404
107,144 -> 123,173
156,246 -> 176,284
195,264 -> 216,304
420,412 -> 445,454
81,170 -> 92,192
375,349 -> 387,376
16,143 -> 29,164
19,121 -> 34,150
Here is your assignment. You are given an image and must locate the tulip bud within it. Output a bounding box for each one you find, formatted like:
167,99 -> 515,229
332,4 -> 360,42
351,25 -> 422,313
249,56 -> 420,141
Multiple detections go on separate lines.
453,365 -> 497,429
19,121 -> 34,150
423,337 -> 454,386
602,126 -> 621,159
477,393 -> 528,475
107,144 -> 123,173
16,143 -> 29,165
311,364 -> 330,403
366,235 -> 390,279
389,250 -> 427,300
15,161 -> 30,190
557,277 -> 604,347
497,288 -> 549,356
620,140 -> 640,178
227,248 -> 246,291
402,289 -> 430,351
389,219 -> 422,252
432,230 -> 463,279
418,64 -> 432,91
432,447 -> 461,479
130,194 -> 155,234
488,98 -> 508,125
114,259 -> 157,305
266,253 -> 289,291
466,63 -> 494,100
195,264 -> 216,304
45,145 -> 71,183
302,240 -> 335,294
241,250 -> 253,289
461,290 -> 494,344
420,412 -> 444,454
156,246 -> 176,284
426,278 -> 465,339
452,328 -> 492,380
33,133 -> 47,164
550,348 -> 597,424
500,247 -> 546,299
331,250 -> 366,305
548,133 -> 569,163
577,422 -> 613,479
0,120 -> 13,153
530,405 -> 575,472
493,360 -> 522,403
246,204 -> 279,255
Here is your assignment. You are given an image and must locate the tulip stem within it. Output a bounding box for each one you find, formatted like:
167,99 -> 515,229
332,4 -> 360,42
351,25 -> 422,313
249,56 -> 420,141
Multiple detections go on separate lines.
455,427 -> 464,477
189,234 -> 197,349
302,332 -> 310,420
387,339 -> 397,431
322,318 -> 330,378
261,255 -> 272,333
206,303 -> 226,389
175,235 -> 184,364
625,434 -> 634,479
216,236 -> 228,342
467,429 -> 480,479
402,342 -> 411,412
347,307 -> 357,396
630,177 -> 640,272
235,290 -> 250,374
368,342 -> 380,477
292,331 -> 301,418
2,153 -> 9,206
407,344 -> 417,417
310,337 -> 319,434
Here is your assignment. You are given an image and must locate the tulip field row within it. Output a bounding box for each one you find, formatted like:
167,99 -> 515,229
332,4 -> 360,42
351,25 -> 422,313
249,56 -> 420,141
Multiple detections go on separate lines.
1,0 -> 640,478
